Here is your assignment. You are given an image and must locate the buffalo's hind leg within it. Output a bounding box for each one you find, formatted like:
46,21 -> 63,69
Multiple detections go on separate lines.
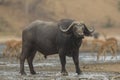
20,43 -> 36,75
20,47 -> 28,75
27,50 -> 36,74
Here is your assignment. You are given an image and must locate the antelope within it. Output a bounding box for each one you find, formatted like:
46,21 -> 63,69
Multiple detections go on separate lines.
98,32 -> 118,60
81,39 -> 88,48
3,39 -> 22,60
102,32 -> 118,46
91,39 -> 105,52
97,39 -> 118,61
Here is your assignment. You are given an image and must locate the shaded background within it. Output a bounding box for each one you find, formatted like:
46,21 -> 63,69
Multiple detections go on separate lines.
0,0 -> 120,37
0,1 -> 120,79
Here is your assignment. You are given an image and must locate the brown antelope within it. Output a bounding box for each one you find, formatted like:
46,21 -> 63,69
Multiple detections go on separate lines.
98,32 -> 118,60
91,39 -> 105,52
97,39 -> 118,61
81,39 -> 88,48
3,39 -> 22,60
102,32 -> 118,46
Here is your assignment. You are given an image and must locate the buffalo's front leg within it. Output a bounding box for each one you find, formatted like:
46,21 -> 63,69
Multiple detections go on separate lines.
72,52 -> 82,75
59,51 -> 68,76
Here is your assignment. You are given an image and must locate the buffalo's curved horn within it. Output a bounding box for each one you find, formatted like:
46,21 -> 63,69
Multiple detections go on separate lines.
87,26 -> 95,33
83,23 -> 95,33
60,21 -> 80,32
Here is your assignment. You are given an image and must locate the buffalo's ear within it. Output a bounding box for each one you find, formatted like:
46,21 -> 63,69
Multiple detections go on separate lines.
58,19 -> 74,32
83,24 -> 95,36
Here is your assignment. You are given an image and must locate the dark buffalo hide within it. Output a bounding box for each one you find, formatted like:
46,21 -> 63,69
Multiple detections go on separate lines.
20,19 -> 94,75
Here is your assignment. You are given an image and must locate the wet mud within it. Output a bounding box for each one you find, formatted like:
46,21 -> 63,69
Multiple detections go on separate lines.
0,45 -> 120,80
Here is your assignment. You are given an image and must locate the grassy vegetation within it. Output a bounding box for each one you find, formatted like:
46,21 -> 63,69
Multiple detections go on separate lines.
102,17 -> 114,28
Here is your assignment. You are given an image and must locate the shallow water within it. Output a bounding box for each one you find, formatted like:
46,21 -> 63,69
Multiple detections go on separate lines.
0,71 -> 119,80
0,44 -> 120,80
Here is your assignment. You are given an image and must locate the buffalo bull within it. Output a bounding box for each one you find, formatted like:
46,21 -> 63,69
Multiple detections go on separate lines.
20,19 -> 94,75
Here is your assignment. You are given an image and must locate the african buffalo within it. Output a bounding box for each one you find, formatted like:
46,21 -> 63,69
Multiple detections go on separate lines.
20,19 -> 94,75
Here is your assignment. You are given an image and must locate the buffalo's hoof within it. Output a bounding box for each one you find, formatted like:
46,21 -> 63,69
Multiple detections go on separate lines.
31,71 -> 36,75
111,57 -> 113,59
77,71 -> 82,75
61,72 -> 68,76
20,72 -> 27,75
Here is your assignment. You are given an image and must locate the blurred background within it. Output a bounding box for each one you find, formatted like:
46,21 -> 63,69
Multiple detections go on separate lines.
0,1 -> 120,79
0,0 -> 120,39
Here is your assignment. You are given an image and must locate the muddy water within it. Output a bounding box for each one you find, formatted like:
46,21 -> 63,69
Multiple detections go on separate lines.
0,60 -> 119,80
0,45 -> 120,80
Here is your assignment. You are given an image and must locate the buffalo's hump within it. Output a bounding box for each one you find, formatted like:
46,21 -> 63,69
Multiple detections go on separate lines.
22,20 -> 58,55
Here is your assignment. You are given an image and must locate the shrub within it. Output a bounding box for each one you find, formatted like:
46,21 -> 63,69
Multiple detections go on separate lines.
0,17 -> 10,31
102,17 -> 114,28
117,0 -> 120,11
